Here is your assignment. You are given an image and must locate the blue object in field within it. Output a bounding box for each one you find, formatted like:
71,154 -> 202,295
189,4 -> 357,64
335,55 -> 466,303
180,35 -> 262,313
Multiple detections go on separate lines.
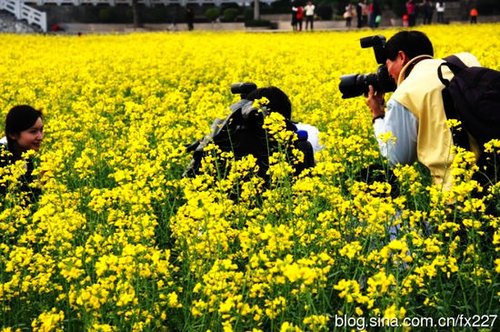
296,129 -> 308,140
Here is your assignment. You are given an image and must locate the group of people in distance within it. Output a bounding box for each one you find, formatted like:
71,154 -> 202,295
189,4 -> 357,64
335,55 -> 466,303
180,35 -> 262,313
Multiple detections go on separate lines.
347,1 -> 381,29
291,1 -> 316,31
292,0 -> 381,30
1,30 -> 497,217
294,1 -> 480,31
404,0 -> 479,27
405,0 -> 443,26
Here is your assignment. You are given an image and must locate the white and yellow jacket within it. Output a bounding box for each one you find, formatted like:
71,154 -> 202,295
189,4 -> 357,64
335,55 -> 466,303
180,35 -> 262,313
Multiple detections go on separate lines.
374,52 -> 480,191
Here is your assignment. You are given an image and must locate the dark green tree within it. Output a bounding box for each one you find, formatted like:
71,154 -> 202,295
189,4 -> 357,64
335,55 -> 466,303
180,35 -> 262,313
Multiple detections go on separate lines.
132,0 -> 141,28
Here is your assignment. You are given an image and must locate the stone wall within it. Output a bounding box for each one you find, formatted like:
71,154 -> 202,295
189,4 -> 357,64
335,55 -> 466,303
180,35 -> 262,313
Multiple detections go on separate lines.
0,11 -> 41,33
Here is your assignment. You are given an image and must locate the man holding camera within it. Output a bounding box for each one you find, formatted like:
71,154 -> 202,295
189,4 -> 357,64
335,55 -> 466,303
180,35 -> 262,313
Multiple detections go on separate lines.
365,30 -> 480,191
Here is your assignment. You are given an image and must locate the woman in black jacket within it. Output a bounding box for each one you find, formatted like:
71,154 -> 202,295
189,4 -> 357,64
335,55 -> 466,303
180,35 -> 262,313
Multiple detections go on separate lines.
0,105 -> 44,200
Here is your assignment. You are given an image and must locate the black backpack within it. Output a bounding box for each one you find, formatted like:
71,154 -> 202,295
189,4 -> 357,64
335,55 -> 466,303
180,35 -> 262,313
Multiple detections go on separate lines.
438,55 -> 500,185
183,100 -> 315,179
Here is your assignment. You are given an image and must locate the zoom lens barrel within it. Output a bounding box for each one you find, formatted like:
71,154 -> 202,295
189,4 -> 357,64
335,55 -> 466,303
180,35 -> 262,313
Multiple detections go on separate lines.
339,65 -> 396,99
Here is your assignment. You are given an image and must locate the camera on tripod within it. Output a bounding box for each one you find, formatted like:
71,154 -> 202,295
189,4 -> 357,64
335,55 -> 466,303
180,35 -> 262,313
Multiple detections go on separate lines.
339,35 -> 397,99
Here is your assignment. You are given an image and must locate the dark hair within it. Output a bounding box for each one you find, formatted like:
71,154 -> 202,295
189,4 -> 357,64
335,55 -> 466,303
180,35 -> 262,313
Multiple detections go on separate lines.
246,86 -> 292,120
5,105 -> 43,157
385,30 -> 434,61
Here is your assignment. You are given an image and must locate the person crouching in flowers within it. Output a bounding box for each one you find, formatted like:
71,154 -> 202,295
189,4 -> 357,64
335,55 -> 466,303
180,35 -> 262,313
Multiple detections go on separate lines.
0,105 -> 44,201
243,87 -> 317,179
184,86 -> 318,184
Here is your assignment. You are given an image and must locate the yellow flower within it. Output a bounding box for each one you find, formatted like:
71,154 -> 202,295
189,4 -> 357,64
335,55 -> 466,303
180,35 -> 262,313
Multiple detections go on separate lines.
339,241 -> 362,259
252,97 -> 270,109
377,131 -> 397,144
484,139 -> 500,153
334,279 -> 362,303
445,119 -> 462,130
280,322 -> 303,332
303,315 -> 330,330
31,309 -> 64,332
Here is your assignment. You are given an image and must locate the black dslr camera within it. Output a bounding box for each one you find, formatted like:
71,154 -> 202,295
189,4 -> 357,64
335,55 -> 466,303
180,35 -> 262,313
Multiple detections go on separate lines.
185,82 -> 258,154
339,35 -> 397,99
230,82 -> 257,99
228,82 -> 258,113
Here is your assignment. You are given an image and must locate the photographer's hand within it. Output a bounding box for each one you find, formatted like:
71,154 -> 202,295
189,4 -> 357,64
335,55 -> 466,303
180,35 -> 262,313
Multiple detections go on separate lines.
366,85 -> 385,122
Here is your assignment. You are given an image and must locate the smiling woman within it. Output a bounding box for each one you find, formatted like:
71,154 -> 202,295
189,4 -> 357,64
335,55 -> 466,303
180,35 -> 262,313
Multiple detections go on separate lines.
0,104 -> 44,199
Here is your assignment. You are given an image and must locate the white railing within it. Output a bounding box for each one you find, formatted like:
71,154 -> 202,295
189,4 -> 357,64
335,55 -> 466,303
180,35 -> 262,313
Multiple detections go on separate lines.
0,0 -> 278,33
0,0 -> 47,31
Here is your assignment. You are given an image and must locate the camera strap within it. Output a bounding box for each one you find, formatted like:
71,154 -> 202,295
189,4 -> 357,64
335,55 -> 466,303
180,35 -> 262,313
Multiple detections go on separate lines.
398,55 -> 433,85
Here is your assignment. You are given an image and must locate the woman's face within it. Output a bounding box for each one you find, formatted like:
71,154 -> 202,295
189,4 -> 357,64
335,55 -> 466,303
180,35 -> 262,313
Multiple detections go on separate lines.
11,117 -> 44,152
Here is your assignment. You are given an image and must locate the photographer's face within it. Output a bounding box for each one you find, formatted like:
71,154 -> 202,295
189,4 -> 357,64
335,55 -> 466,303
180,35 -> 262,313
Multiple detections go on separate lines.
386,51 -> 408,82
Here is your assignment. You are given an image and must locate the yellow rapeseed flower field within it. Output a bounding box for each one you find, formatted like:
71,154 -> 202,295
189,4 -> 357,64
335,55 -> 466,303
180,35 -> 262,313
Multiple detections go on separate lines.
1,24 -> 499,331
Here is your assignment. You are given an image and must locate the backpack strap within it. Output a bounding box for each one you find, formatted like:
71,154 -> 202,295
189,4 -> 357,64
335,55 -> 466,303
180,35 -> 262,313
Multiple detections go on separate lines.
443,55 -> 467,69
437,55 -> 471,151
438,55 -> 467,86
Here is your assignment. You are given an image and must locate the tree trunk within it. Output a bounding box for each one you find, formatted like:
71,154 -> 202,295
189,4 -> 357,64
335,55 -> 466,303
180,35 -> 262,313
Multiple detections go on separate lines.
253,0 -> 260,20
132,0 -> 140,28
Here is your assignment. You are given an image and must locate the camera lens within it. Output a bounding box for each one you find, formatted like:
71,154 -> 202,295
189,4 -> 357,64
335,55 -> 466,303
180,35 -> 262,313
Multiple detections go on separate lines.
339,66 -> 395,99
339,73 -> 378,99
339,74 -> 366,99
376,65 -> 397,93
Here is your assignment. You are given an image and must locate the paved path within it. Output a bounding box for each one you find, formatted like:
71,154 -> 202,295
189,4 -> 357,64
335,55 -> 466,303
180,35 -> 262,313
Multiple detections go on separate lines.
55,19 -> 383,34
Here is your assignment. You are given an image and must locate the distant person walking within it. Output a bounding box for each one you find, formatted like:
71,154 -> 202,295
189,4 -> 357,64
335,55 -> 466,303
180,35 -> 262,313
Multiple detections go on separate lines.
422,0 -> 433,25
406,0 -> 417,27
356,1 -> 363,28
344,3 -> 354,27
361,0 -> 369,26
369,0 -> 381,28
291,3 -> 299,31
296,5 -> 304,31
436,1 -> 445,23
470,7 -> 478,24
304,1 -> 315,31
